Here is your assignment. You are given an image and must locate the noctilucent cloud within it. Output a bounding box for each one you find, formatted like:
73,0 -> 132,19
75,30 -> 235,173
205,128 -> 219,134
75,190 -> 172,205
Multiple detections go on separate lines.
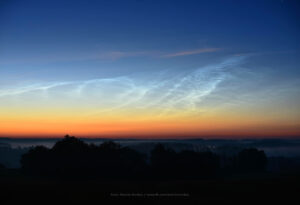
0,0 -> 300,138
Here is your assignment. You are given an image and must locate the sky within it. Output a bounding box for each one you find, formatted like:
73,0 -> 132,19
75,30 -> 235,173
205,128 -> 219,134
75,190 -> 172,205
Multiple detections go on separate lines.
0,0 -> 300,138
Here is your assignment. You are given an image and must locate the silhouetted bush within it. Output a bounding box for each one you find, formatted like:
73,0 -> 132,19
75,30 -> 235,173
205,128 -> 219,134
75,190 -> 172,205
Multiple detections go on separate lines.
21,145 -> 50,175
150,143 -> 220,179
237,148 -> 267,173
0,163 -> 5,169
176,150 -> 220,178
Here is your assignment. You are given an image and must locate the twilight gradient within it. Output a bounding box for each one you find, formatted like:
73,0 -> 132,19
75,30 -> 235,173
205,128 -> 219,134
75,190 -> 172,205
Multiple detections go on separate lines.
0,0 -> 300,138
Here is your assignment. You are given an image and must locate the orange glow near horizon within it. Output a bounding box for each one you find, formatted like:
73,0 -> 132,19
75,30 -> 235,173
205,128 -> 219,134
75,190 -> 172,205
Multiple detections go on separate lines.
1,105 -> 299,138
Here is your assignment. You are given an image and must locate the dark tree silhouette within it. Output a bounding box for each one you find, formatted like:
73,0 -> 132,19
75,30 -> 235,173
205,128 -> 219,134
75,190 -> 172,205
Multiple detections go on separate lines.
21,145 -> 50,175
150,144 -> 220,179
20,135 -> 147,179
150,143 -> 177,178
237,148 -> 267,173
176,150 -> 220,178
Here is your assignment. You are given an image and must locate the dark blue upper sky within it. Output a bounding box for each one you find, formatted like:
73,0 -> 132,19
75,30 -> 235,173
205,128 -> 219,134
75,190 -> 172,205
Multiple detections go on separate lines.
1,0 -> 299,81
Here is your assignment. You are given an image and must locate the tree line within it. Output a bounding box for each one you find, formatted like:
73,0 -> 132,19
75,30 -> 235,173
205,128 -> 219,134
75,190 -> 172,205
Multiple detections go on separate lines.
21,135 -> 267,179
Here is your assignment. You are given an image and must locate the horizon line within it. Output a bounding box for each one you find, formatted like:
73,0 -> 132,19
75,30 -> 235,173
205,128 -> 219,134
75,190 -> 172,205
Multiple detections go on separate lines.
1,135 -> 300,140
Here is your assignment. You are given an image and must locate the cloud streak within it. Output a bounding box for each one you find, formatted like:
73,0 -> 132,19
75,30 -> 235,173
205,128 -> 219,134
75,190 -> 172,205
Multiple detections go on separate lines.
0,48 -> 221,65
162,48 -> 221,58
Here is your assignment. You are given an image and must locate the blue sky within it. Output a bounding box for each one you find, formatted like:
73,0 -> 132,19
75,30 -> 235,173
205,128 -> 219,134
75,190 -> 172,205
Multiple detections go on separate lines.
0,0 -> 299,137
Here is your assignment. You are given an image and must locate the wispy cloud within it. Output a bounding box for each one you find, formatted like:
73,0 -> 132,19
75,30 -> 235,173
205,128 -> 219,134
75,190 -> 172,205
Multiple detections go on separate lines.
162,48 -> 221,58
97,48 -> 221,60
0,56 -> 244,117
0,48 -> 221,65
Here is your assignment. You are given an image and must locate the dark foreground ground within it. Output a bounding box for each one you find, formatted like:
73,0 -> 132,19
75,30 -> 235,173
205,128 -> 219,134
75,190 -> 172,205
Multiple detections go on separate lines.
1,170 -> 299,205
